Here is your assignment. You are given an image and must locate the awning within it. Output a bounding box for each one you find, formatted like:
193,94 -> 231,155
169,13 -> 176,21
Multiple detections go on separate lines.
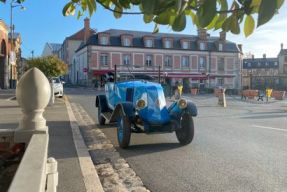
93,70 -> 113,75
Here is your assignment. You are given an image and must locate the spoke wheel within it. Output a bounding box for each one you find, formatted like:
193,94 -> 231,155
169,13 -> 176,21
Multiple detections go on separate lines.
175,113 -> 194,145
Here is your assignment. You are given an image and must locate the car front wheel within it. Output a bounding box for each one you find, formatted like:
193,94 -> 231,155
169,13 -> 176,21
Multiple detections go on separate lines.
117,113 -> 131,148
175,113 -> 194,145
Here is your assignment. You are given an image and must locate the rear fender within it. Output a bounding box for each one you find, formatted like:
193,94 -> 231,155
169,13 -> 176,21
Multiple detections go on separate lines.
168,101 -> 197,120
110,102 -> 134,122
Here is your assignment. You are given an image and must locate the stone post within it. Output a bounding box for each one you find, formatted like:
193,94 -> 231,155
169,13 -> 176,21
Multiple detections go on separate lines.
218,88 -> 227,107
14,67 -> 51,143
49,81 -> 55,106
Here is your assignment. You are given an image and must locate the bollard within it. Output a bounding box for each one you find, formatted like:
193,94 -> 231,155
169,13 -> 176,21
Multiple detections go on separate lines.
218,88 -> 226,107
14,68 -> 51,143
49,81 -> 55,106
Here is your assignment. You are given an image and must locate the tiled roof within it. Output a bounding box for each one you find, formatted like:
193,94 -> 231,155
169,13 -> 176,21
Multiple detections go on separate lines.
78,29 -> 240,53
67,28 -> 96,41
243,58 -> 279,69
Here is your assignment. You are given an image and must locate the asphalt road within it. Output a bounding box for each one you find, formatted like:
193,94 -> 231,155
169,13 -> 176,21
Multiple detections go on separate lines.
66,88 -> 287,192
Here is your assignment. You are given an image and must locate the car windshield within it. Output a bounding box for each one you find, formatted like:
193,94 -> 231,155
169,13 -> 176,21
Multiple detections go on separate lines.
52,78 -> 61,83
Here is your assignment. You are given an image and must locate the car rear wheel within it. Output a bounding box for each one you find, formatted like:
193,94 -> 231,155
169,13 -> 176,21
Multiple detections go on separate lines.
117,113 -> 131,148
175,113 -> 194,145
98,105 -> 106,125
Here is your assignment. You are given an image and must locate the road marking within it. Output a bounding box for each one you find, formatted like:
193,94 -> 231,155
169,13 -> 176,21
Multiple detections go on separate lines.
252,125 -> 287,132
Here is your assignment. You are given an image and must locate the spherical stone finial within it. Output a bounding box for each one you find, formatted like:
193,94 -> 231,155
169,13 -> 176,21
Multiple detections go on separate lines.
16,67 -> 51,131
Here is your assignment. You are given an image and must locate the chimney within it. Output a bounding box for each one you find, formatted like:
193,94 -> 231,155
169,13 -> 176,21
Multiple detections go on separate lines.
263,53 -> 266,58
197,28 -> 207,40
238,44 -> 242,52
281,43 -> 284,50
219,31 -> 226,41
84,18 -> 90,42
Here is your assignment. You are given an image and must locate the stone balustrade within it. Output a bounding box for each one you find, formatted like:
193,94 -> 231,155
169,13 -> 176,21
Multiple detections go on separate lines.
0,67 -> 58,192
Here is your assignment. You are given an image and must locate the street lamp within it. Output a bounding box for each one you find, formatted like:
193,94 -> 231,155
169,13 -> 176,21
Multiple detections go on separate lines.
9,0 -> 25,88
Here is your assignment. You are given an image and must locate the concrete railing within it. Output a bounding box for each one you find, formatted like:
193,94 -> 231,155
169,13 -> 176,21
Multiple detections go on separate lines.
0,68 -> 58,192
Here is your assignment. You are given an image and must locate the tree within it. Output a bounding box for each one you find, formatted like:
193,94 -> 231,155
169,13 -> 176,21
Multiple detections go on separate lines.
1,0 -> 285,37
26,56 -> 68,78
61,0 -> 285,37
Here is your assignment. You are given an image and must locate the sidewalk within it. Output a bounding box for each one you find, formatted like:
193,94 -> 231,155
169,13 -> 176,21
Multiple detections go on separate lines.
0,96 -> 101,192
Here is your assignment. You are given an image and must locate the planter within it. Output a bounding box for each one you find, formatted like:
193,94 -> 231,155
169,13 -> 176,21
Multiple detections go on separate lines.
242,89 -> 258,100
272,90 -> 286,100
191,88 -> 198,95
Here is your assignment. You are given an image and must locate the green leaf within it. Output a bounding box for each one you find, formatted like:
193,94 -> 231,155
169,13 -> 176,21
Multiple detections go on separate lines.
113,6 -> 122,18
222,16 -> 231,32
197,0 -> 217,28
206,14 -> 218,30
244,15 -> 255,37
276,0 -> 284,9
230,15 -> 240,34
257,0 -> 277,27
86,0 -> 95,16
63,2 -> 75,16
141,0 -> 155,15
172,13 -> 186,31
154,12 -> 170,25
143,14 -> 154,23
119,0 -> 130,8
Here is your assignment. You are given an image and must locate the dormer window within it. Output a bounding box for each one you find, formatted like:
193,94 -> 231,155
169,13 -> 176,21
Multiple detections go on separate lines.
199,42 -> 205,50
145,39 -> 153,48
165,40 -> 172,48
100,36 -> 108,45
182,41 -> 189,49
219,43 -> 223,51
123,37 -> 131,46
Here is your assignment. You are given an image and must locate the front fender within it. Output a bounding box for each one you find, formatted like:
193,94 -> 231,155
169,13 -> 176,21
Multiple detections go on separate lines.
168,101 -> 197,120
110,102 -> 134,122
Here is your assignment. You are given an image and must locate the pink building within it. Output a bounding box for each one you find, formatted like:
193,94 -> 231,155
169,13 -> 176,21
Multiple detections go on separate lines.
73,29 -> 242,89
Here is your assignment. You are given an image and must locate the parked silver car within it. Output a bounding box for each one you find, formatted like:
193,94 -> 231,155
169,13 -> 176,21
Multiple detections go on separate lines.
52,77 -> 64,98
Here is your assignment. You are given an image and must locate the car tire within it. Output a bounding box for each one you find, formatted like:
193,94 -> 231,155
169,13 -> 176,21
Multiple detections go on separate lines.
98,105 -> 106,125
175,113 -> 194,145
117,112 -> 131,149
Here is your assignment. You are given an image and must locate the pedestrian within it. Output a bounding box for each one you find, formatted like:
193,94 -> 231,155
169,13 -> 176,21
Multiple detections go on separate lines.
177,83 -> 183,98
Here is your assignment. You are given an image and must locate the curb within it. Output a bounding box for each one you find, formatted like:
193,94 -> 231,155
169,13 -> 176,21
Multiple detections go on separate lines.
64,96 -> 104,192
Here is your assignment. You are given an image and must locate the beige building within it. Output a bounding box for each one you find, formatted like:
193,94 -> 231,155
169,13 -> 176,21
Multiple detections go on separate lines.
73,29 -> 243,90
58,18 -> 95,81
0,19 -> 9,89
9,32 -> 22,87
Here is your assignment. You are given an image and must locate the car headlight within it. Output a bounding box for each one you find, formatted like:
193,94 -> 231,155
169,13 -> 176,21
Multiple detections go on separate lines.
136,99 -> 146,110
177,98 -> 187,109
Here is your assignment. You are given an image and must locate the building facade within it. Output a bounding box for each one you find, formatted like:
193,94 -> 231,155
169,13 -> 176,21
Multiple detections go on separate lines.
242,55 -> 279,90
58,18 -> 95,82
242,44 -> 287,90
73,29 -> 242,89
0,19 -> 9,89
9,32 -> 22,87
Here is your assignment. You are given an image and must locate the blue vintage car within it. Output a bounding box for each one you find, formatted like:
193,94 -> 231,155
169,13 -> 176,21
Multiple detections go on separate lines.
95,73 -> 197,148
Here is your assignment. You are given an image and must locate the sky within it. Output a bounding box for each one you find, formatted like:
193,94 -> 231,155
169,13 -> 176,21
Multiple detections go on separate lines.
0,1 -> 286,58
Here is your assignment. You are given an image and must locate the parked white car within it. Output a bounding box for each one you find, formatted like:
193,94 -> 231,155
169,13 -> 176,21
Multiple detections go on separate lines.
52,77 -> 64,98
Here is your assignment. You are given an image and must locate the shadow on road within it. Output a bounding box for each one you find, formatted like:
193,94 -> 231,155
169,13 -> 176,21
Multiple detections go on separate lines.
116,142 -> 182,158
